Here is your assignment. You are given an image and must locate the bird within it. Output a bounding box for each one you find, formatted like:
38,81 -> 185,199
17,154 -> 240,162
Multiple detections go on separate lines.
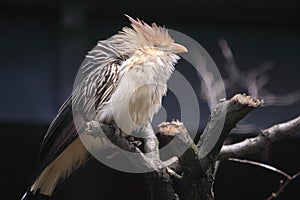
21,14 -> 187,199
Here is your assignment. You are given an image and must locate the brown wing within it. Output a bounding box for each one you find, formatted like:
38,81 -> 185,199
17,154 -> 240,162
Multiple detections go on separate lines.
35,42 -> 122,178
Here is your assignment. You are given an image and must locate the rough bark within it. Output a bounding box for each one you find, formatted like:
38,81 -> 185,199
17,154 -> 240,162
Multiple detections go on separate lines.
156,94 -> 262,199
179,94 -> 262,199
218,115 -> 300,160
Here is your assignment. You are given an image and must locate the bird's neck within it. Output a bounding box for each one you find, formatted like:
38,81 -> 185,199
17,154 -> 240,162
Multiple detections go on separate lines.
120,50 -> 179,82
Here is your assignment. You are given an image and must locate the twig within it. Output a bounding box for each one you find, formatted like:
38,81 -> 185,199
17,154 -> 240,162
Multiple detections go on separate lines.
218,115 -> 300,160
166,167 -> 182,180
228,158 -> 291,179
266,171 -> 300,200
227,158 -> 300,200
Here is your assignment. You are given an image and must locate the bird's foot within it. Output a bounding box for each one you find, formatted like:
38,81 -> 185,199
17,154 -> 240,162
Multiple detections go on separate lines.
110,123 -> 121,137
128,136 -> 142,147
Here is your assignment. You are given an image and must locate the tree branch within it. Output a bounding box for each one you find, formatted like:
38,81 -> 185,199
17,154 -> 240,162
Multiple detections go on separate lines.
157,94 -> 262,200
86,121 -> 171,171
88,121 -> 180,200
88,94 -> 268,200
143,124 -> 179,200
197,94 -> 263,159
228,158 -> 291,179
218,115 -> 300,160
267,171 -> 300,200
228,158 -> 300,200
193,94 -> 262,200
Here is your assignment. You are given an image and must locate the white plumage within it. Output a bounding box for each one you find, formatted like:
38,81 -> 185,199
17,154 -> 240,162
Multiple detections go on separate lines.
100,50 -> 179,134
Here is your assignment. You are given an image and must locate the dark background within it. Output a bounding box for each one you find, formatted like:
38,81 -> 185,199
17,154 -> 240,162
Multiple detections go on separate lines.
0,0 -> 299,199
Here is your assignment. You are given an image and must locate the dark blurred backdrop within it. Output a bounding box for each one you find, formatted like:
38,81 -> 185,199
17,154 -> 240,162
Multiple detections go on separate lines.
0,0 -> 299,199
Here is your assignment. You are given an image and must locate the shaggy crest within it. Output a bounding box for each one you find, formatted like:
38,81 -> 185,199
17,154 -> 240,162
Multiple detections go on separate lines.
124,14 -> 174,46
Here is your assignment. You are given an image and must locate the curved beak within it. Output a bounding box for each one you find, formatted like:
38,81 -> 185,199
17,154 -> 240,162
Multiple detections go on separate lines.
169,43 -> 188,54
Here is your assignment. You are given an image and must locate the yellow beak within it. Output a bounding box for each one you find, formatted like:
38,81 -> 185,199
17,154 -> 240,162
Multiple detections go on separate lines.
170,43 -> 188,54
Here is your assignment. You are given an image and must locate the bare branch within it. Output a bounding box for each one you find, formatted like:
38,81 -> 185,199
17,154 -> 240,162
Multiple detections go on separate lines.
198,94 -> 263,158
228,158 -> 291,179
266,171 -> 300,200
145,168 -> 179,200
87,121 -> 179,200
219,115 -> 300,160
227,158 -> 300,200
140,124 -> 179,200
87,121 -> 166,170
166,167 -> 183,180
156,94 -> 262,200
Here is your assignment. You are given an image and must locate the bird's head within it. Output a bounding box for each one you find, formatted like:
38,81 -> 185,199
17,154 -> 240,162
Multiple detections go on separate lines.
109,15 -> 187,57
125,15 -> 187,54
125,14 -> 188,54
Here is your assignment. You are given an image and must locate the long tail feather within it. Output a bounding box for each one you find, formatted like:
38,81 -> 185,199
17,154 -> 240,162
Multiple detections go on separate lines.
21,189 -> 50,200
